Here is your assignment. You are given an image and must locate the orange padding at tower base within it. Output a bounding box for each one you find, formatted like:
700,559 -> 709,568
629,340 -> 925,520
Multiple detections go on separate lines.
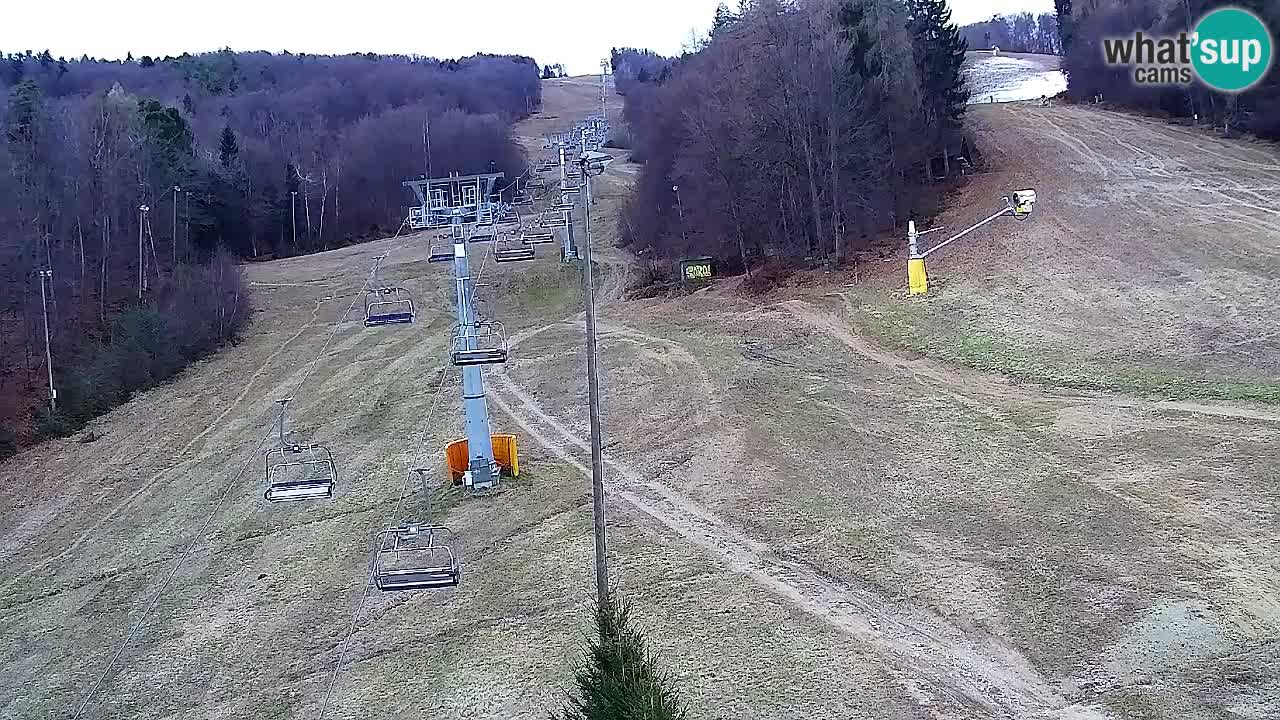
445,435 -> 520,482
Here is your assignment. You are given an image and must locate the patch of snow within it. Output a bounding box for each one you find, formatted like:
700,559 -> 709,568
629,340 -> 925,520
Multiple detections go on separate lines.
982,56 -> 1038,69
969,70 -> 1067,104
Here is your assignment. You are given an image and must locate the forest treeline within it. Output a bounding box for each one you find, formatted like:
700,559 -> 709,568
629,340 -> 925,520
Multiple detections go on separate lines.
614,0 -> 970,269
1060,0 -> 1280,138
958,13 -> 1061,54
0,49 -> 541,457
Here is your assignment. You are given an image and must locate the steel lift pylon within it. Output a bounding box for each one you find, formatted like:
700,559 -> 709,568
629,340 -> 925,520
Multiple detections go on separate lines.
403,172 -> 515,493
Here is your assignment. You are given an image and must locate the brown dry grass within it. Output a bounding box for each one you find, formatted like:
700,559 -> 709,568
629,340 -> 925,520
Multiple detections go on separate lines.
2,82 -> 1278,720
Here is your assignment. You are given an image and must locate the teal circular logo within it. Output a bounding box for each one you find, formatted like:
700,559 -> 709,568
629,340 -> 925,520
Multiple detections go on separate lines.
1191,8 -> 1273,92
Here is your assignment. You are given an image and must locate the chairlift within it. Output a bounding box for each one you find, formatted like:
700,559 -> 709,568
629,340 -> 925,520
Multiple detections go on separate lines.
428,235 -> 456,263
373,525 -> 461,590
373,470 -> 461,591
363,255 -> 416,326
494,243 -> 535,263
468,225 -> 496,243
541,214 -> 568,229
450,321 -> 509,366
364,287 -> 416,326
264,398 -> 337,502
521,231 -> 556,245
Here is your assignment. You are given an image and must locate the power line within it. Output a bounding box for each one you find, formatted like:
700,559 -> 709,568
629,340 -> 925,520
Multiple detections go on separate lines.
315,361 -> 456,719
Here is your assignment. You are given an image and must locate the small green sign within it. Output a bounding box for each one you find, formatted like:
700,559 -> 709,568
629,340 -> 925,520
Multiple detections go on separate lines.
679,258 -> 714,282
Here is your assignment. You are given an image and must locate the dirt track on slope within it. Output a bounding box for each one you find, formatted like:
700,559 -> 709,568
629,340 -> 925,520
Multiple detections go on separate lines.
2,85 -> 1278,720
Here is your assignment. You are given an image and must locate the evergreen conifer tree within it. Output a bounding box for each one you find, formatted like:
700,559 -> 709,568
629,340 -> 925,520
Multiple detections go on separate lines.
555,598 -> 688,720
905,0 -> 969,135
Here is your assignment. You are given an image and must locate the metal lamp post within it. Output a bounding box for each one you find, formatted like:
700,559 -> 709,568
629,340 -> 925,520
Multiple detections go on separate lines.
37,268 -> 55,412
599,58 -> 609,132
172,185 -> 181,264
138,204 -> 150,299
577,149 -> 615,609
672,185 -> 688,246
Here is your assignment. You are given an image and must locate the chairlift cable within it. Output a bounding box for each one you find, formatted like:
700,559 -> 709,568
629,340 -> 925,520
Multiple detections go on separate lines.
317,216 -> 496,718
68,221 -> 409,720
316,356 -> 458,720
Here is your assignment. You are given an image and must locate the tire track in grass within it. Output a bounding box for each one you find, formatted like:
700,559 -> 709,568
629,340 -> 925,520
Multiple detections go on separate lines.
2,298 -> 333,592
488,322 -> 1109,720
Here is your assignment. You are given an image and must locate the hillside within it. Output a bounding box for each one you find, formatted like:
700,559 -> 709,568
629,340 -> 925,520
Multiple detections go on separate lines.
2,80 -> 1279,720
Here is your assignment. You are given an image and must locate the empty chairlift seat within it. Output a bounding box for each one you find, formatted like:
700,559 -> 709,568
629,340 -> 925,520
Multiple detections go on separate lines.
264,443 -> 337,502
428,235 -> 456,263
450,321 -> 509,366
373,525 -> 460,591
521,231 -> 556,245
364,287 -> 415,326
494,243 -> 535,263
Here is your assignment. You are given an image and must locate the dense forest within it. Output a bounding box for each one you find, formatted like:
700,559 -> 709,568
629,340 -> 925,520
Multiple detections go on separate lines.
0,50 -> 541,457
614,0 -> 970,269
1060,0 -> 1280,138
959,13 -> 1061,54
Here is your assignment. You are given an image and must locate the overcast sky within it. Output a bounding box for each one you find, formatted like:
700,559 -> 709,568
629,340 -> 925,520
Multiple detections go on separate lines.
4,0 -> 1055,76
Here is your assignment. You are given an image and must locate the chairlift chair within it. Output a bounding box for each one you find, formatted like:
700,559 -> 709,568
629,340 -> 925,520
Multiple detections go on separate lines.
264,399 -> 337,502
494,242 -> 535,263
450,321 -> 509,365
521,231 -> 556,245
373,524 -> 460,591
468,225 -> 496,243
265,443 -> 338,501
428,234 -> 456,263
364,287 -> 416,326
541,214 -> 568,229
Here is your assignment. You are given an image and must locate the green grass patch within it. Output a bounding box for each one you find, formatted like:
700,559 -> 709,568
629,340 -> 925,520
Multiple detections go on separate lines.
507,262 -> 583,318
857,300 -> 1280,404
